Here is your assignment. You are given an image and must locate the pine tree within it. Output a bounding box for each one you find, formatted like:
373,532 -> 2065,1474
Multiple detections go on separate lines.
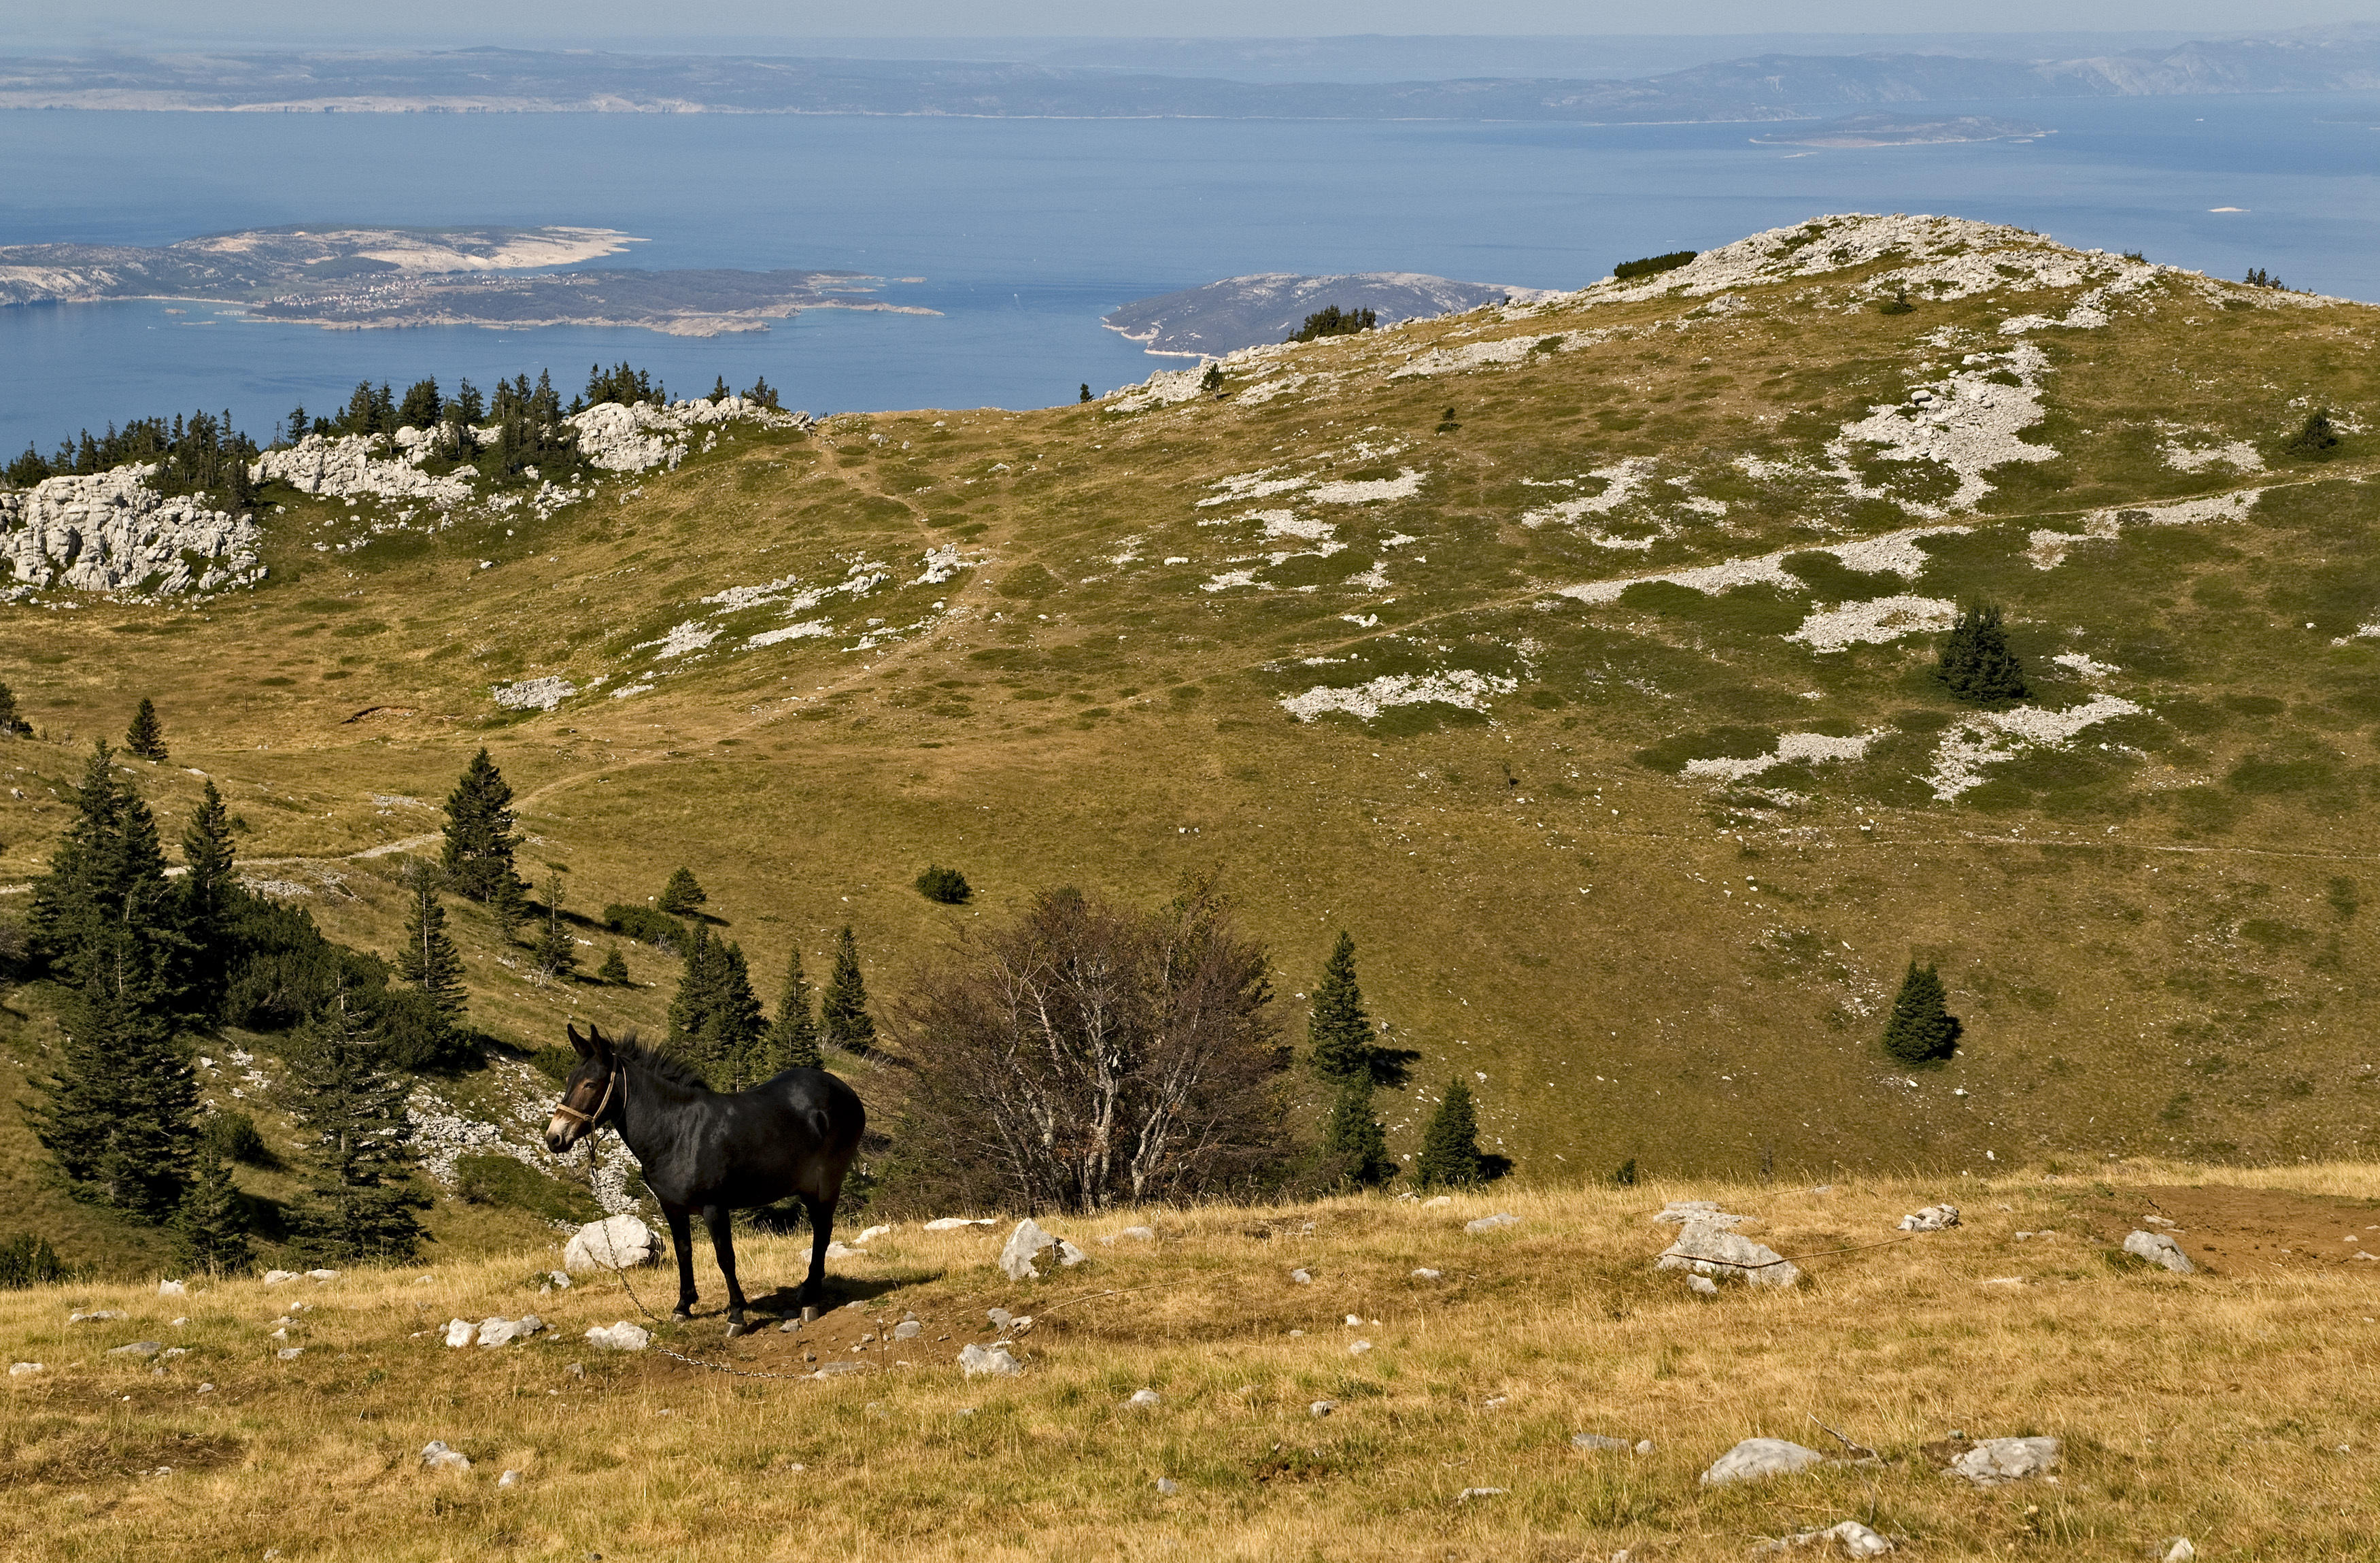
666,924 -> 723,1055
821,925 -> 876,1054
175,1143 -> 251,1275
125,697 -> 167,761
764,947 -> 823,1071
1078,383 -> 1092,404
1935,603 -> 2028,705
1881,960 -> 1962,1065
2283,409 -> 2341,460
285,987 -> 428,1264
656,867 -> 708,916
1321,1075 -> 1395,1189
489,871 -> 532,941
439,747 -> 522,903
530,873 -> 578,981
175,778 -> 239,1013
394,860 -> 466,1018
707,941 -> 767,1088
1306,932 -> 1373,1082
597,947 -> 630,985
1414,1079 -> 1485,1190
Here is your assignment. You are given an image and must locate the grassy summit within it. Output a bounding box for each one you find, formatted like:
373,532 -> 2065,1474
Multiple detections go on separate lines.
1,215 -> 2375,1249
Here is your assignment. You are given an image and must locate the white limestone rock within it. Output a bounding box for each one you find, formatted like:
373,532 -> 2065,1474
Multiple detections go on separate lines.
1658,1219 -> 1802,1286
1755,1520 -> 1895,1556
158,1279 -> 186,1297
1899,1205 -> 1961,1232
923,1217 -> 994,1231
958,1343 -> 1021,1377
1700,1438 -> 1830,1486
250,433 -> 476,507
443,1318 -> 475,1348
2123,1230 -> 2194,1273
419,1440 -> 472,1473
1654,1200 -> 1752,1228
584,1321 -> 651,1352
1000,1217 -> 1066,1281
564,1215 -> 662,1275
1465,1212 -> 1520,1234
0,466 -> 263,597
1946,1436 -> 2060,1486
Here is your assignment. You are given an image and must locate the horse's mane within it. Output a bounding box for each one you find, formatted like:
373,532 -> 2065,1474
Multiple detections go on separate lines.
609,1032 -> 711,1092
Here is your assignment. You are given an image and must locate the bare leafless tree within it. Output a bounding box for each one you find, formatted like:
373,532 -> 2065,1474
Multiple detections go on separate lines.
885,876 -> 1289,1214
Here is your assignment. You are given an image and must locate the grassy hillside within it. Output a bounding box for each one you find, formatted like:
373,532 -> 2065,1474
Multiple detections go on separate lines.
3,213 -> 2379,1226
5,1167 -> 2378,1561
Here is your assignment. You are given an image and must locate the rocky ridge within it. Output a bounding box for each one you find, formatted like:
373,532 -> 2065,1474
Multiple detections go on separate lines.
0,466 -> 262,599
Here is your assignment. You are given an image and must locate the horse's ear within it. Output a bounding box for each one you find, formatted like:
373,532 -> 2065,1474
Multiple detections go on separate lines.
566,1024 -> 590,1060
585,1023 -> 615,1064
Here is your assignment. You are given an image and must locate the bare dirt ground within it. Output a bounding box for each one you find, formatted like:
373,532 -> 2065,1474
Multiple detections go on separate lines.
2079,1183 -> 2380,1277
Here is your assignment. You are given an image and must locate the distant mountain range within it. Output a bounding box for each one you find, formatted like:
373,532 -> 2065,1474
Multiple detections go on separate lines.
1,25 -> 2374,122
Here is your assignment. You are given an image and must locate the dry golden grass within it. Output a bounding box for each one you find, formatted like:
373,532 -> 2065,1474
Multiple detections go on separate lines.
9,1167 -> 2379,1561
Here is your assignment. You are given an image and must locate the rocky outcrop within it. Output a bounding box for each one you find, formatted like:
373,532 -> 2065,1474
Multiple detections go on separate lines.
250,431 -> 479,507
1657,1218 -> 1803,1286
568,396 -> 810,471
0,465 -> 262,596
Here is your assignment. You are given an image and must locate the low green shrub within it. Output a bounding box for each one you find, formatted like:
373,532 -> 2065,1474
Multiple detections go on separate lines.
604,903 -> 686,952
201,1110 -> 271,1166
915,864 -> 973,904
1613,250 -> 1695,282
454,1153 -> 601,1224
0,1233 -> 69,1289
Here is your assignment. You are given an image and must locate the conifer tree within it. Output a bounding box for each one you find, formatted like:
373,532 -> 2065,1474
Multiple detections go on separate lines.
176,778 -> 239,1011
821,925 -> 876,1054
656,867 -> 708,916
1880,960 -> 1961,1065
439,747 -> 522,903
1306,932 -> 1374,1082
175,1142 -> 251,1275
125,697 -> 167,760
707,941 -> 767,1088
286,986 -> 428,1264
394,860 -> 466,1019
490,871 -> 532,941
666,924 -> 722,1055
530,872 -> 578,981
1321,1075 -> 1395,1189
765,947 -> 823,1071
1935,603 -> 2028,705
597,947 -> 630,985
1414,1079 -> 1485,1189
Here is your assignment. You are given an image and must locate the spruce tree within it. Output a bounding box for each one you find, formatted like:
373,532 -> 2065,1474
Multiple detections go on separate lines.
126,697 -> 167,760
597,947 -> 630,985
707,941 -> 767,1088
1880,960 -> 1962,1065
286,987 -> 428,1264
530,873 -> 578,981
393,860 -> 466,1018
1935,603 -> 2028,705
765,947 -> 823,1071
821,925 -> 876,1054
489,871 -> 532,941
657,867 -> 707,916
175,1143 -> 252,1275
1414,1079 -> 1485,1190
439,747 -> 522,903
1321,1075 -> 1395,1189
1306,932 -> 1373,1082
176,778 -> 239,1013
666,924 -> 723,1056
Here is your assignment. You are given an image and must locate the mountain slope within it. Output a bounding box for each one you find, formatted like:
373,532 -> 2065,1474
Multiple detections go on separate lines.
2,213 -> 2376,1193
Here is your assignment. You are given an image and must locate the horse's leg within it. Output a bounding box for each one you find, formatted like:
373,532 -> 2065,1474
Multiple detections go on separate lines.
799,1194 -> 836,1311
703,1203 -> 747,1326
662,1203 -> 698,1320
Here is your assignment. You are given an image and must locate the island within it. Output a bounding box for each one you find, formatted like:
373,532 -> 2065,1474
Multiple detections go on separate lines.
1104,272 -> 1557,358
1750,113 -> 2047,148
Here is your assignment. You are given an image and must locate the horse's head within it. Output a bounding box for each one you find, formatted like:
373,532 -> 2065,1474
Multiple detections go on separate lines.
545,1023 -> 621,1153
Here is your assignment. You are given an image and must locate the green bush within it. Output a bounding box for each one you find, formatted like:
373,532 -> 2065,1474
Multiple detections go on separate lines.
1288,306 -> 1376,343
200,1110 -> 271,1166
526,1045 -> 577,1083
2281,410 -> 2340,461
1613,250 -> 1695,282
454,1153 -> 601,1225
604,903 -> 687,952
915,864 -> 972,904
0,1233 -> 69,1289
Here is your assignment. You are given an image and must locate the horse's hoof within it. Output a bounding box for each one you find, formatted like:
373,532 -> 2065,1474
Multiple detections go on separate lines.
671,1308 -> 694,1323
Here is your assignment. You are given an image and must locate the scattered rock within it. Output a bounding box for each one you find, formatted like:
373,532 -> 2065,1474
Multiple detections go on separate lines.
1424,1195 -> 1452,1207
855,1224 -> 893,1245
444,1319 -> 475,1348
813,1362 -> 868,1378
923,1217 -> 996,1231
1655,1200 -> 1752,1228
420,1441 -> 472,1473
275,1347 -> 303,1360
1412,1267 -> 1442,1280
2123,1230 -> 2194,1274
197,1383 -> 214,1393
1465,1212 -> 1520,1234
823,1241 -> 864,1260
1349,1340 -> 1374,1355
1127,1388 -> 1162,1408
1572,1433 -> 1633,1453
2162,1541 -> 2195,1562
564,1362 -> 585,1379
1101,1226 -> 1156,1245
306,1269 -> 339,1282
1898,1205 -> 1961,1232
1688,1274 -> 1720,1295
1754,1520 -> 1894,1557
1155,1477 -> 1179,1495
107,1342 -> 162,1359
564,1215 -> 663,1275
1309,1400 -> 1336,1417
262,1271 -> 299,1286
1289,1268 -> 1313,1285
1457,1487 -> 1508,1502
1000,1218 -> 1067,1281
1058,1240 -> 1088,1267
498,1470 -> 522,1490
547,1271 -> 571,1290
958,1343 -> 1022,1378
10,1362 -> 43,1375
1945,1436 -> 2059,1486
67,1310 -> 124,1325
1700,1438 -> 1830,1486
476,1316 -> 544,1347
892,1320 -> 922,1340
987,1308 -> 1015,1332
1635,1440 -> 1656,1455
584,1322 -> 651,1352
158,1279 -> 186,1297
1657,1220 -> 1803,1287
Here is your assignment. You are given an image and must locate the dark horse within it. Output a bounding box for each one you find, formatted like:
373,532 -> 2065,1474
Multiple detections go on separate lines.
543,1023 -> 866,1325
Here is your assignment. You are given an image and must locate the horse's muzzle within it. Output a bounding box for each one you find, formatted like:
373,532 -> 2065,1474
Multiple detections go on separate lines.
543,1117 -> 584,1154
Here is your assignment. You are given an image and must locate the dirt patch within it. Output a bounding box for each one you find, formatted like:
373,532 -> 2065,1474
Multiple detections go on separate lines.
2079,1184 -> 2380,1277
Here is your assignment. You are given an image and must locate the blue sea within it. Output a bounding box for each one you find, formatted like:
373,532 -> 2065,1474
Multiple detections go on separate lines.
1,93 -> 2375,454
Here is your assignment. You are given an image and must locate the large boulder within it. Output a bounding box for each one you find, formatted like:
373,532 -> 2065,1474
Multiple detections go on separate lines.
1701,1438 -> 1829,1486
1658,1219 -> 1803,1287
564,1215 -> 662,1275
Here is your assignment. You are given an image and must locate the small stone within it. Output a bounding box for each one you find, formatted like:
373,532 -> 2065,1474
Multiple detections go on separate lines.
1155,1477 -> 1179,1495
2163,1540 -> 2195,1562
1309,1400 -> 1335,1417
420,1440 -> 471,1473
1423,1195 -> 1452,1207
1349,1340 -> 1374,1355
498,1470 -> 522,1489
158,1279 -> 187,1297
1127,1388 -> 1162,1408
923,1217 -> 996,1230
1700,1438 -> 1829,1486
1754,1521 -> 1893,1557
547,1271 -> 571,1289
855,1224 -> 893,1245
9,1363 -> 43,1376
779,1320 -> 802,1332
197,1383 -> 215,1393
564,1362 -> 585,1378
1898,1205 -> 1961,1233
1634,1440 -> 1656,1455
444,1318 -> 475,1348
1411,1268 -> 1442,1280
67,1309 -> 125,1324
958,1343 -> 1021,1378
1572,1433 -> 1631,1453
171,1318 -> 188,1327
1688,1274 -> 1719,1294
1289,1268 -> 1313,1284
1457,1487 -> 1508,1502
1057,1240 -> 1088,1267
893,1320 -> 922,1340
1344,1313 -> 1361,1325
275,1347 -> 303,1360
2123,1230 -> 2195,1274
585,1321 -> 651,1352
107,1341 -> 163,1359
1465,1212 -> 1520,1234
1946,1436 -> 2060,1486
